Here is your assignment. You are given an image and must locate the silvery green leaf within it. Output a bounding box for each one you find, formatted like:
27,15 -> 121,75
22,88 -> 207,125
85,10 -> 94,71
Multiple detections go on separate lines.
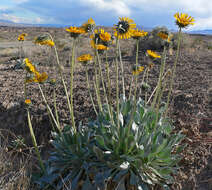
104,151 -> 111,154
132,122 -> 138,132
119,113 -> 124,126
119,161 -> 129,170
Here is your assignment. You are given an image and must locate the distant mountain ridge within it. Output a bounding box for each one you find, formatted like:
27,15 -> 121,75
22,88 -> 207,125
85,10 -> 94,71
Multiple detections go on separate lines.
188,29 -> 212,35
0,20 -> 212,35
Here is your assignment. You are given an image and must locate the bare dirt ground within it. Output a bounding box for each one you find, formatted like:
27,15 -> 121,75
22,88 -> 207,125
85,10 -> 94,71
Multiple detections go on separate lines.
0,26 -> 211,189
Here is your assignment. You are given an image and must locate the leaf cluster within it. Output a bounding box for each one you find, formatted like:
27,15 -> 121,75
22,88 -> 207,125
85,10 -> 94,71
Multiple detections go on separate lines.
35,98 -> 185,190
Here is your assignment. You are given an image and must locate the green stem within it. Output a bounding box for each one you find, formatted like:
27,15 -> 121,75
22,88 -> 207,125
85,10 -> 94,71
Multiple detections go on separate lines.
94,55 -> 103,112
164,28 -> 182,117
144,69 -> 150,105
85,65 -> 98,115
146,69 -> 171,105
118,39 -> 125,98
96,50 -> 113,121
152,46 -> 167,108
129,76 -> 134,100
53,87 -> 60,128
134,39 -> 139,101
38,84 -> 61,133
105,51 -> 112,107
70,38 -> 76,132
115,36 -> 120,129
46,33 -> 74,131
27,108 -> 45,174
155,73 -> 169,122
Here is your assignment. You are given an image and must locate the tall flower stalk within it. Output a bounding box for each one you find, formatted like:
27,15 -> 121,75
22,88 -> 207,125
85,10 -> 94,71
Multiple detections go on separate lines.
152,46 -> 167,108
26,103 -> 45,174
165,13 -> 194,117
96,50 -> 113,121
164,28 -> 181,117
70,38 -> 77,131
115,36 -> 120,129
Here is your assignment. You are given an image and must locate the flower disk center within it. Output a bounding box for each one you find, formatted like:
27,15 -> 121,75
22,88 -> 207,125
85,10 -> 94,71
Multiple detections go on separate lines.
117,21 -> 130,34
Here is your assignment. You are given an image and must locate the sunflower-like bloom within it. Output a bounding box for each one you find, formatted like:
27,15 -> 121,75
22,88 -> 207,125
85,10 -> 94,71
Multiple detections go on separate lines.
34,72 -> 48,83
174,13 -> 195,28
90,40 -> 109,50
132,66 -> 144,75
114,17 -> 136,39
37,39 -> 55,46
131,29 -> 148,39
78,54 -> 93,63
81,18 -> 96,33
90,28 -> 111,47
24,58 -> 37,73
147,50 -> 161,59
66,26 -> 85,38
18,33 -> 27,41
25,99 -> 31,105
157,31 -> 172,43
26,72 -> 48,83
34,35 -> 55,47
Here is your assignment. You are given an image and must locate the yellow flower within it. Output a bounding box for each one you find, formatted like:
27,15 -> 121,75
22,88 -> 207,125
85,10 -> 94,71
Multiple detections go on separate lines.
90,39 -> 109,50
24,58 -> 37,74
25,99 -> 31,105
174,13 -> 195,28
90,28 -> 112,49
37,39 -> 55,46
158,31 -> 168,40
114,17 -> 136,39
18,33 -> 27,41
99,30 -> 111,42
77,54 -> 93,63
81,18 -> 96,33
131,29 -> 148,39
132,66 -> 144,75
66,26 -> 85,38
96,44 -> 108,50
34,35 -> 55,47
34,72 -> 48,83
26,72 -> 48,83
147,50 -> 161,59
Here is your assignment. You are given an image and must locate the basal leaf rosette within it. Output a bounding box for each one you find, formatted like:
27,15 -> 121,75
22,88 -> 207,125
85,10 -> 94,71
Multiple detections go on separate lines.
90,98 -> 185,190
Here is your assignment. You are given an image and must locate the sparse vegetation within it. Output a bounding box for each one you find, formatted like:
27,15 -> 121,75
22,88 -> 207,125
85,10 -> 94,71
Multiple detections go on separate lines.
0,13 -> 211,190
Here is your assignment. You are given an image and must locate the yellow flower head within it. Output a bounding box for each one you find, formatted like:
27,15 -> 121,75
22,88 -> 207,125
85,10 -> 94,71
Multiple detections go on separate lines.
66,26 -> 85,38
131,29 -> 148,39
147,50 -> 161,59
81,18 -> 96,33
25,99 -> 31,105
18,33 -> 27,41
174,13 -> 195,28
114,17 -> 136,39
90,28 -> 112,49
34,72 -> 48,83
132,66 -> 144,75
23,58 -> 37,73
157,31 -> 168,40
26,72 -> 48,83
34,35 -> 55,46
77,54 -> 93,63
90,40 -> 108,51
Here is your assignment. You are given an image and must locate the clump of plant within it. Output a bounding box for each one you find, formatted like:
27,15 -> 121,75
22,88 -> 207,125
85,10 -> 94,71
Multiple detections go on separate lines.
17,13 -> 195,190
138,26 -> 176,52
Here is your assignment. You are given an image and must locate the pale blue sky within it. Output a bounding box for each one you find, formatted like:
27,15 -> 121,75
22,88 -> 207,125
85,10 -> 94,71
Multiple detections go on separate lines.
0,0 -> 212,30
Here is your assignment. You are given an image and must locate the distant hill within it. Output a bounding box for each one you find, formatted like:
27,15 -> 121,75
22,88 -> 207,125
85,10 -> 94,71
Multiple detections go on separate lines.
188,29 -> 212,35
